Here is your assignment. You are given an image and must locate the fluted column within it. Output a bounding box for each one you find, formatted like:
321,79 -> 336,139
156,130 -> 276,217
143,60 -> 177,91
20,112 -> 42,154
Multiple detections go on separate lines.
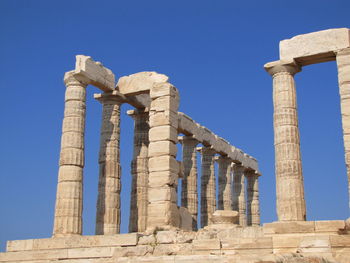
128,109 -> 149,233
265,60 -> 306,221
200,147 -> 216,228
53,71 -> 87,236
217,156 -> 232,210
232,164 -> 247,226
181,136 -> 198,230
336,48 -> 350,209
95,94 -> 123,235
246,171 -> 261,226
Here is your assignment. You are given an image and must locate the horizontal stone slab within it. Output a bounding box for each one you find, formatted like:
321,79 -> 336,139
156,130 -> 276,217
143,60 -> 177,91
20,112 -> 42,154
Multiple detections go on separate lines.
74,55 -> 115,92
6,233 -> 139,252
263,221 -> 315,234
280,28 -> 350,65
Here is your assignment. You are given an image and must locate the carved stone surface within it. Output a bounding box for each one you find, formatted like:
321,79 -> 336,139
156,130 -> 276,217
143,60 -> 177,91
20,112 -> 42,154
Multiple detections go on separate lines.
53,71 -> 87,237
232,164 -> 247,226
200,147 -> 216,228
217,156 -> 232,211
128,110 -> 149,233
265,60 -> 306,222
246,172 -> 261,226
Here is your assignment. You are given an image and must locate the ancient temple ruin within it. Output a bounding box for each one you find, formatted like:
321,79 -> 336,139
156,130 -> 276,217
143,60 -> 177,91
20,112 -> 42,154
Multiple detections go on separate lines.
1,28 -> 350,263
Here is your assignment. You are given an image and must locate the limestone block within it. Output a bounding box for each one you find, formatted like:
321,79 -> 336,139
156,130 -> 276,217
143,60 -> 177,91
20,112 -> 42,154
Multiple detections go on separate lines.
7,239 -> 34,252
117,71 -> 168,96
179,207 -> 193,231
210,210 -> 239,225
298,236 -> 331,253
149,126 -> 178,142
0,249 -> 68,261
74,55 -> 115,91
153,243 -> 192,256
148,140 -> 177,157
176,231 -> 196,244
192,239 -> 221,250
148,187 -> 177,203
138,235 -> 156,245
148,171 -> 178,187
263,221 -> 315,234
280,28 -> 350,65
272,236 -> 302,248
315,220 -> 346,233
67,247 -> 113,258
221,237 -> 272,250
151,95 -> 179,112
113,245 -> 153,258
148,156 -> 179,173
177,113 -> 199,136
156,231 -> 177,244
150,82 -> 178,99
330,235 -> 350,247
149,111 -> 178,127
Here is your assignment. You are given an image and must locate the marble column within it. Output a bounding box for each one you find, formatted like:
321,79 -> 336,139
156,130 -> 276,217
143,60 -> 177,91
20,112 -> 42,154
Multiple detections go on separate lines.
217,156 -> 232,210
232,164 -> 247,226
53,71 -> 87,236
246,171 -> 261,226
128,109 -> 149,233
95,94 -> 123,235
265,60 -> 306,221
181,136 -> 198,230
200,147 -> 216,228
336,48 -> 350,209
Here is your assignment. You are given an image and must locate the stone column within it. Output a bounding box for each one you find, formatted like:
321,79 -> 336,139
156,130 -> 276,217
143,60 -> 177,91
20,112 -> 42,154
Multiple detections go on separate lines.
200,147 -> 216,228
147,83 -> 180,230
265,60 -> 306,221
217,156 -> 232,210
181,136 -> 198,230
95,94 -> 123,235
336,48 -> 350,209
53,71 -> 87,236
232,164 -> 247,226
128,109 -> 149,233
246,171 -> 261,226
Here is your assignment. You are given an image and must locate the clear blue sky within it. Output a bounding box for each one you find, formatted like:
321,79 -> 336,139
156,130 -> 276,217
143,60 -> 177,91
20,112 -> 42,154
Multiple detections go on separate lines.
0,0 -> 349,252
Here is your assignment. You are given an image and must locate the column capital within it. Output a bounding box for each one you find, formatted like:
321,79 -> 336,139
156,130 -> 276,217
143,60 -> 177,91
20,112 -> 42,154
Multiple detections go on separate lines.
216,155 -> 232,163
201,146 -> 216,156
264,60 -> 301,76
64,71 -> 88,87
127,109 -> 149,118
232,163 -> 245,174
179,135 -> 198,145
94,91 -> 126,105
244,169 -> 261,178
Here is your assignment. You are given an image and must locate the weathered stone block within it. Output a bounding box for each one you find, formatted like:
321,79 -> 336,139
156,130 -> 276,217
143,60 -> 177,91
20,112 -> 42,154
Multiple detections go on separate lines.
192,239 -> 221,250
148,171 -> 178,187
151,95 -> 179,112
156,231 -> 177,244
149,126 -> 178,142
148,140 -> 177,157
150,83 -> 178,99
179,207 -> 193,231
315,220 -> 345,233
263,221 -> 315,234
149,111 -> 178,127
148,187 -> 177,203
148,156 -> 179,173
280,28 -> 350,65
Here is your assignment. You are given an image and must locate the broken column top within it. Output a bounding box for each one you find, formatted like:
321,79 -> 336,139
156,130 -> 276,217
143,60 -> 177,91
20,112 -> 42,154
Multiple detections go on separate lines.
280,28 -> 350,66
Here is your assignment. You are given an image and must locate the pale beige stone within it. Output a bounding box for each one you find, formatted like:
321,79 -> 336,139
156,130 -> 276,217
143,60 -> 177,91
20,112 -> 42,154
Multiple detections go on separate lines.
148,140 -> 177,157
156,231 -> 177,244
217,156 -> 232,211
315,220 -> 346,232
74,55 -> 115,91
210,210 -> 239,225
246,172 -> 261,226
280,28 -> 350,65
263,221 -> 315,234
149,126 -> 178,143
232,164 -> 247,226
117,71 -> 169,96
179,207 -> 193,231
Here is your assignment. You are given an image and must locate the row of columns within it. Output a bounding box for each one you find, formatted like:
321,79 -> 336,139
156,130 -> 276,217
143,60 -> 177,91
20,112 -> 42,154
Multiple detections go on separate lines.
53,74 -> 260,236
265,47 -> 350,221
180,139 -> 261,229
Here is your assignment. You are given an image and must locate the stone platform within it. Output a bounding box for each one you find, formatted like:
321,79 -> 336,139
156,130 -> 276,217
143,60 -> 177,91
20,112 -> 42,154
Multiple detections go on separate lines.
1,220 -> 349,263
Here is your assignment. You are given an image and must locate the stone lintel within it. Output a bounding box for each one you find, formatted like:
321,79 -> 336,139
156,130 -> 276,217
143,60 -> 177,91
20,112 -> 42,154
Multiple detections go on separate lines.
94,91 -> 127,104
279,28 -> 350,66
74,55 -> 115,92
117,71 -> 169,96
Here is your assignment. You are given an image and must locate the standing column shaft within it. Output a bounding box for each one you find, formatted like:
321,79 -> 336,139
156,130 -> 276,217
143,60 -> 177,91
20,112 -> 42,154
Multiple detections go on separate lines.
217,156 -> 232,210
95,95 -> 123,235
53,71 -> 87,236
232,164 -> 247,226
201,147 -> 216,227
181,136 -> 198,230
265,61 -> 306,221
129,110 -> 149,233
246,172 -> 261,226
336,48 -> 350,209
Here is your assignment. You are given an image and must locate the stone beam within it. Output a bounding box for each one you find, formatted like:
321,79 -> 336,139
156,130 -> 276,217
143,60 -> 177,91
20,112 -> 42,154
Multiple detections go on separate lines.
178,112 -> 259,171
94,91 -> 150,109
74,55 -> 115,92
280,28 -> 350,66
117,72 -> 169,96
